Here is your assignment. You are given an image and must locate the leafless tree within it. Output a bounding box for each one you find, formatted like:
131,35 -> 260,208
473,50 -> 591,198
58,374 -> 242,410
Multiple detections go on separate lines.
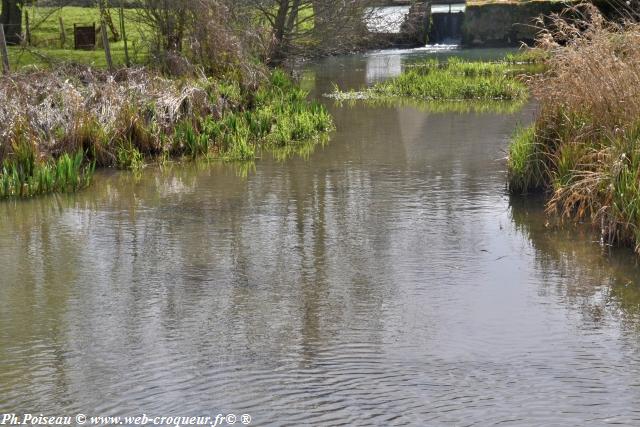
231,0 -> 378,64
134,0 -> 380,72
136,0 -> 189,52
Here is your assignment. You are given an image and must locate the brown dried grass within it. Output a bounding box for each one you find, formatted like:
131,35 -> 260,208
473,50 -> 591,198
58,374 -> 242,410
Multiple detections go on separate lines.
516,4 -> 640,252
0,65 -> 218,167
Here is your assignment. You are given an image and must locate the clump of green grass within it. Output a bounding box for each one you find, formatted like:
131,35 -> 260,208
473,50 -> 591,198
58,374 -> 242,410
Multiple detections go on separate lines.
408,57 -> 512,77
504,48 -> 549,65
198,69 -> 333,161
332,58 -> 528,104
507,125 -> 547,194
330,90 -> 528,114
372,61 -> 527,101
0,145 -> 94,198
174,121 -> 210,159
115,140 -> 144,170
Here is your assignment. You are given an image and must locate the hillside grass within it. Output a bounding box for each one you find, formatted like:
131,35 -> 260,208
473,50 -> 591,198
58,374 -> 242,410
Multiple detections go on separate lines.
8,6 -> 147,69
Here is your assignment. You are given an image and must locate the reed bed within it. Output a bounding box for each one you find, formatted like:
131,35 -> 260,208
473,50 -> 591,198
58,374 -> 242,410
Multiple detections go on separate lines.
0,67 -> 333,198
507,5 -> 640,253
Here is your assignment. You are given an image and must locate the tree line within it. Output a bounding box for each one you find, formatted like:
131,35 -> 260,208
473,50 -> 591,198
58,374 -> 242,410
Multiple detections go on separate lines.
1,0 -> 381,67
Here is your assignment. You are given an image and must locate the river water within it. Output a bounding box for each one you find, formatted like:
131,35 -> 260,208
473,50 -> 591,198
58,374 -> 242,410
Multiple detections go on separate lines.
2,48 -> 640,426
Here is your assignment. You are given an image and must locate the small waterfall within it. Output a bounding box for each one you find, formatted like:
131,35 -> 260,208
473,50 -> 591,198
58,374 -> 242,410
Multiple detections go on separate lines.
429,4 -> 466,44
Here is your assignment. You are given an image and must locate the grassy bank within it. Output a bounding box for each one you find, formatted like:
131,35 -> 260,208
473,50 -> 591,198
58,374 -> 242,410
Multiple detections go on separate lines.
507,8 -> 640,253
0,68 -> 333,199
9,6 -> 146,69
331,57 -> 530,107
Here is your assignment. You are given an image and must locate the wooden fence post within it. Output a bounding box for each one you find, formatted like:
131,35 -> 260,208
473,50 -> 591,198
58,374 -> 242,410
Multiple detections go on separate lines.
0,25 -> 10,74
101,19 -> 113,72
59,16 -> 66,48
25,11 -> 31,46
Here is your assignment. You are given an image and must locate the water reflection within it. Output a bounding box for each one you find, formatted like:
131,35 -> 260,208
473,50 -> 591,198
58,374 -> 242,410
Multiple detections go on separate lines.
365,54 -> 402,83
510,196 -> 640,328
304,47 -> 517,95
2,48 -> 640,425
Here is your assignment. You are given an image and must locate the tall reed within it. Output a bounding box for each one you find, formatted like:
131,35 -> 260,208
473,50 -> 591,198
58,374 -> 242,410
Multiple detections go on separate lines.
507,5 -> 640,253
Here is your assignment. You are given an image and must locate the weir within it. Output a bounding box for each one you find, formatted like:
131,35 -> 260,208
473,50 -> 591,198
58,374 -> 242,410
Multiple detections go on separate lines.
429,2 -> 466,44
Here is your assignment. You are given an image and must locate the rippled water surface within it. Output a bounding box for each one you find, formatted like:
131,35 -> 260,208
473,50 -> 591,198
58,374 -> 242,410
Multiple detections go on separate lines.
2,48 -> 640,426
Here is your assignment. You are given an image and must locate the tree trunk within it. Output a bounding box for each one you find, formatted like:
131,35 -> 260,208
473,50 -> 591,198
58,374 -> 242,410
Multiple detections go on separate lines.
269,0 -> 289,65
0,0 -> 22,45
311,0 -> 329,34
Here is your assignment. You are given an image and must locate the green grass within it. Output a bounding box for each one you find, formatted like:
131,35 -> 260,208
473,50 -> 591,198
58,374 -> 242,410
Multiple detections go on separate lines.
332,95 -> 528,114
115,140 -> 144,170
373,59 -> 527,101
8,6 -> 147,69
332,58 -> 529,105
0,148 -> 94,198
200,70 -> 334,161
507,125 -> 547,194
504,48 -> 549,64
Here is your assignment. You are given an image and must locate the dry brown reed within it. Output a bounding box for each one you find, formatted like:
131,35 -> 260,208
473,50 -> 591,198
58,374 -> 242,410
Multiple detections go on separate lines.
0,65 -> 218,167
510,4 -> 640,252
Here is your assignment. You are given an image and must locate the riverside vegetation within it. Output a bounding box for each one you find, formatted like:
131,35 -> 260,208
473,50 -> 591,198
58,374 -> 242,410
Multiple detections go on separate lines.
0,67 -> 333,198
0,0 -> 384,199
507,5 -> 640,253
330,57 -> 531,111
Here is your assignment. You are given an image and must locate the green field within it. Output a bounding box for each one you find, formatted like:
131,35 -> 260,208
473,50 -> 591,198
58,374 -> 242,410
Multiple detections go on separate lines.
8,6 -> 147,69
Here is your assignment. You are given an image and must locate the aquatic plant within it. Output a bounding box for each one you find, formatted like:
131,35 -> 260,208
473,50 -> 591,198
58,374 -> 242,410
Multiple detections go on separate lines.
372,67 -> 526,101
504,48 -> 548,65
507,125 -> 547,194
116,140 -> 145,170
0,150 -> 94,198
335,96 -> 527,114
175,121 -> 211,159
407,57 -> 512,77
332,58 -> 528,103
